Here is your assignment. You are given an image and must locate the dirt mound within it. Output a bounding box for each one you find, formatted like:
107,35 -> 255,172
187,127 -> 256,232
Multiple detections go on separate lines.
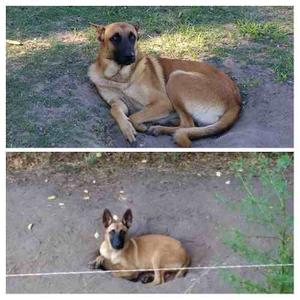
71,58 -> 293,148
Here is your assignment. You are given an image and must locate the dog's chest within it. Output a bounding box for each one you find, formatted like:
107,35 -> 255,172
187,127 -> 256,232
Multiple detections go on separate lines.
100,241 -> 124,265
123,83 -> 150,107
122,58 -> 153,106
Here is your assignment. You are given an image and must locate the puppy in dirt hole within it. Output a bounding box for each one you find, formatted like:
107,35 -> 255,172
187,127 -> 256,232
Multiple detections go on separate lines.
89,209 -> 190,285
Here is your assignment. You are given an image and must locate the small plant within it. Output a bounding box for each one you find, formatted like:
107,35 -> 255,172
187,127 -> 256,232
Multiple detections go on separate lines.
217,153 -> 293,293
268,47 -> 293,82
84,152 -> 102,166
236,20 -> 287,43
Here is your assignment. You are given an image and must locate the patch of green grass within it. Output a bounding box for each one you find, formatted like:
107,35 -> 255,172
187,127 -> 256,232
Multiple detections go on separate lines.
6,6 -> 248,39
234,19 -> 293,81
140,24 -> 224,59
240,77 -> 261,89
268,47 -> 293,82
236,20 -> 288,43
6,40 -> 90,147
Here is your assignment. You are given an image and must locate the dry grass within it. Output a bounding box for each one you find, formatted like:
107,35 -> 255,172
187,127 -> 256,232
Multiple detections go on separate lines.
6,153 -> 291,178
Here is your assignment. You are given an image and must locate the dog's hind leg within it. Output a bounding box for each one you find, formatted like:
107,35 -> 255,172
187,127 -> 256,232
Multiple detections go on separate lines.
175,256 -> 191,278
160,70 -> 240,147
146,256 -> 163,285
148,109 -> 194,137
129,94 -> 172,132
150,269 -> 162,285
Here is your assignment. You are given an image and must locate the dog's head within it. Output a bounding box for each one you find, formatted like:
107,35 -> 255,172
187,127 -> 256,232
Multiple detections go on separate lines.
91,22 -> 139,66
102,208 -> 132,250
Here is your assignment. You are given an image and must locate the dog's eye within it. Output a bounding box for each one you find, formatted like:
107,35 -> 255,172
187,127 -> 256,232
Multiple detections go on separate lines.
110,33 -> 121,43
120,230 -> 126,236
128,32 -> 136,42
110,229 -> 115,234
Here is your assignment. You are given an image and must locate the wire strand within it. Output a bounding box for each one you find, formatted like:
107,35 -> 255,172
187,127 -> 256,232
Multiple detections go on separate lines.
6,263 -> 293,278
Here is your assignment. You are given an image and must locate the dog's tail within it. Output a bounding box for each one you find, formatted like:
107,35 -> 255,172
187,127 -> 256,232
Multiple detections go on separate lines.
174,104 -> 241,147
175,255 -> 191,278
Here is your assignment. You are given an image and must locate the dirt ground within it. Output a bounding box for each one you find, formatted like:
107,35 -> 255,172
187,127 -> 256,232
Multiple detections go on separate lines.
80,58 -> 294,148
6,165 -> 293,293
38,58 -> 293,148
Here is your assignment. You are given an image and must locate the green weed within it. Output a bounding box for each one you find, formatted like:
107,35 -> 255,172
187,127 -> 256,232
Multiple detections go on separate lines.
217,153 -> 293,293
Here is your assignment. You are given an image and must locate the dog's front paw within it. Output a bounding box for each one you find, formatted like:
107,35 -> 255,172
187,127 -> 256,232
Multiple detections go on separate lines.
132,123 -> 148,133
88,260 -> 97,269
121,121 -> 137,143
148,125 -> 163,136
128,117 -> 148,133
88,255 -> 105,269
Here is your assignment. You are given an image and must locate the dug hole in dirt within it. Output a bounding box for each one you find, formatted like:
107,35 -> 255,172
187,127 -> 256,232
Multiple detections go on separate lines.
71,57 -> 293,148
6,162 -> 293,293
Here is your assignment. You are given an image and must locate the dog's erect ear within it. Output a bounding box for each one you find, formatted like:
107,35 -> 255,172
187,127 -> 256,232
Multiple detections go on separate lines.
122,209 -> 133,228
132,23 -> 140,40
103,209 -> 113,228
90,23 -> 105,42
133,23 -> 139,33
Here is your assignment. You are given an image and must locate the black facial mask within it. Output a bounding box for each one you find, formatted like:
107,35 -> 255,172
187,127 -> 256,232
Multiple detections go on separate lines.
109,230 -> 126,250
111,33 -> 136,65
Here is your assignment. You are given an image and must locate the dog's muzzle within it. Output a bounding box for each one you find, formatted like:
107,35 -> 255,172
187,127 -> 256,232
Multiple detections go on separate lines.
122,54 -> 135,65
110,232 -> 125,250
114,51 -> 135,66
111,238 -> 124,250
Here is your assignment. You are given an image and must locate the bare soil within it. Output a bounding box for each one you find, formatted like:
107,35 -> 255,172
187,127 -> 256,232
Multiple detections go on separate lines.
39,57 -> 293,148
6,165 -> 293,293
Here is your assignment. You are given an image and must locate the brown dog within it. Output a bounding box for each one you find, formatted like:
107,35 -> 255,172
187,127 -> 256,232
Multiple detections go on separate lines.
89,209 -> 190,285
88,22 -> 241,147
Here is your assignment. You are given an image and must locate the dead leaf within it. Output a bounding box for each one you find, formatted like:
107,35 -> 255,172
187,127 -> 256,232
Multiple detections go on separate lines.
118,195 -> 127,201
7,39 -> 23,45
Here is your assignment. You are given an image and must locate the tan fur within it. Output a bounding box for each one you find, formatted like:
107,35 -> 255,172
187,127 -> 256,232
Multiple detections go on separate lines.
90,209 -> 190,285
88,22 -> 241,147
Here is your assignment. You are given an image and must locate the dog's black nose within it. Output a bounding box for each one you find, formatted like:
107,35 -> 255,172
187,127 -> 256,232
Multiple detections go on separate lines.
115,52 -> 135,66
112,241 -> 124,250
125,54 -> 135,61
122,53 -> 135,64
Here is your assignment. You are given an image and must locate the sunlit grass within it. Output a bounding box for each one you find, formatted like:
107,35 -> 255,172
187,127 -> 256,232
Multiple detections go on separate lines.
141,27 -> 207,59
7,7 -> 293,78
7,29 -> 90,60
7,23 -> 237,64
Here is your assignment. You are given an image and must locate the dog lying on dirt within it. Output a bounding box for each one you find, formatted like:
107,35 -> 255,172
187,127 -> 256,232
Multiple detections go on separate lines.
88,22 -> 241,147
89,209 -> 190,285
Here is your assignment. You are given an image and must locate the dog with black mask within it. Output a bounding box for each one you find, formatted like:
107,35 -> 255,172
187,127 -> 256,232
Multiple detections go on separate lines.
89,209 -> 190,285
